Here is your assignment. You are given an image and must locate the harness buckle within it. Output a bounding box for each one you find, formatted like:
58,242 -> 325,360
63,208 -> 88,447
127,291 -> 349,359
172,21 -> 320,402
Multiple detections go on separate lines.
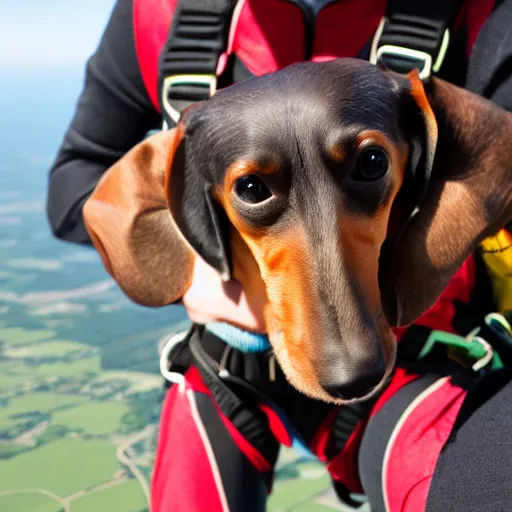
370,17 -> 450,81
419,329 -> 496,372
159,329 -> 191,385
162,74 -> 217,127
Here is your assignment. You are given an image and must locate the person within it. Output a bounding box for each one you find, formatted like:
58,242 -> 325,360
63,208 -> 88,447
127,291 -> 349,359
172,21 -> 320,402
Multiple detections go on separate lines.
47,0 -> 512,510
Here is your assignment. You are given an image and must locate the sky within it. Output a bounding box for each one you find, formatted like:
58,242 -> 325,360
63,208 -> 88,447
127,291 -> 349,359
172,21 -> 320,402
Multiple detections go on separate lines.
0,1 -> 117,161
0,0 -> 116,70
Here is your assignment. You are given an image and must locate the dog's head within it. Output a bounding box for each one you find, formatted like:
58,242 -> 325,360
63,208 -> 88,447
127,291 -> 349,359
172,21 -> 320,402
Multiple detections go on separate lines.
84,58 -> 512,404
164,59 -> 437,403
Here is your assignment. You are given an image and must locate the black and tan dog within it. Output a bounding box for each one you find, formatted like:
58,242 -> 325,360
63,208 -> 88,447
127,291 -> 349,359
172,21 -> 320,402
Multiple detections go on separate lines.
83,58 -> 512,404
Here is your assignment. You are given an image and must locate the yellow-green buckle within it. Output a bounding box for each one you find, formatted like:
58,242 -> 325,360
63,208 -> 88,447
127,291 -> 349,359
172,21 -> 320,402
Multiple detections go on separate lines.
370,18 -> 450,81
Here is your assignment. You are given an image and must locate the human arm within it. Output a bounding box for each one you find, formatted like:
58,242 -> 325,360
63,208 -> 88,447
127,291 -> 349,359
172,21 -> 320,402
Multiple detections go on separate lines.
47,0 -> 161,243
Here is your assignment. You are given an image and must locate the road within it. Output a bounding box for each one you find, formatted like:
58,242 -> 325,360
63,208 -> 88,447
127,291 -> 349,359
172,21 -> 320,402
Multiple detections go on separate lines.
1,426 -> 155,512
116,425 -> 155,511
0,488 -> 69,512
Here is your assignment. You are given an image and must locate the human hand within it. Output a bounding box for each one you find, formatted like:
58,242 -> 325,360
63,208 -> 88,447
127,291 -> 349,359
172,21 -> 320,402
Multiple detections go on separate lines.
182,256 -> 267,333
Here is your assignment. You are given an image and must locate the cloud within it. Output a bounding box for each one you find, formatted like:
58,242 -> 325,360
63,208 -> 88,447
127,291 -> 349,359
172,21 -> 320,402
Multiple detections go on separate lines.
0,0 -> 115,70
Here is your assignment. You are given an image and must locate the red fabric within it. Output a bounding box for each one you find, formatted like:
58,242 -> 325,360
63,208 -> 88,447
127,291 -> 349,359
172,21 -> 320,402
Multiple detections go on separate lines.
454,0 -> 496,58
312,0 -> 386,63
217,408 -> 272,474
309,406 -> 340,462
258,404 -> 292,447
184,364 -> 210,394
371,367 -> 421,418
185,366 -> 271,474
383,378 -> 467,512
230,0 -> 305,76
321,368 -> 420,493
327,421 -> 366,493
151,384 -> 227,512
133,0 -> 178,112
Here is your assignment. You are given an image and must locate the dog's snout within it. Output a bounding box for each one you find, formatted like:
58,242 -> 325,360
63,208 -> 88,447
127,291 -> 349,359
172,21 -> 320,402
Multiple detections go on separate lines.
321,358 -> 386,400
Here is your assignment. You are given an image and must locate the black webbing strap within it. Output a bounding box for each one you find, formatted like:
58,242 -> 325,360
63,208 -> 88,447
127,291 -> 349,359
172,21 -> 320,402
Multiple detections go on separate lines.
158,0 -> 237,127
188,329 -> 277,466
188,328 -> 248,420
370,0 -> 464,80
327,398 -> 377,460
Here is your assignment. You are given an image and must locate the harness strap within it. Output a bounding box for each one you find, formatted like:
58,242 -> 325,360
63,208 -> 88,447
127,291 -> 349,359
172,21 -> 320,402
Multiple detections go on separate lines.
187,327 -> 278,467
327,400 -> 374,461
158,0 -> 237,127
370,0 -> 464,80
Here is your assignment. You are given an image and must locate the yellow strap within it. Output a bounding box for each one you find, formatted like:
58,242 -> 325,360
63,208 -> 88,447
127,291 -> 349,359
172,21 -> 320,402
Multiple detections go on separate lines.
480,229 -> 512,315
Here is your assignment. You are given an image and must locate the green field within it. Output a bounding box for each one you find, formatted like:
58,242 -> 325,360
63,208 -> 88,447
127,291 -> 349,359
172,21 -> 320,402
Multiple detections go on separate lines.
288,502 -> 341,512
33,357 -> 102,377
3,393 -> 89,416
51,401 -> 131,435
1,392 -> 90,432
0,361 -> 43,391
5,340 -> 93,358
0,438 -> 120,496
0,357 -> 102,392
89,371 -> 162,394
72,480 -> 147,512
0,444 -> 29,459
0,493 -> 60,512
268,460 -> 332,510
0,323 -> 347,512
0,328 -> 56,346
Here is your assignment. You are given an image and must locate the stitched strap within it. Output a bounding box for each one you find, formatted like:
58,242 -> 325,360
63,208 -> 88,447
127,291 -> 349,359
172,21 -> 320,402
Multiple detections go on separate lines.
158,0 -> 237,126
188,329 -> 277,466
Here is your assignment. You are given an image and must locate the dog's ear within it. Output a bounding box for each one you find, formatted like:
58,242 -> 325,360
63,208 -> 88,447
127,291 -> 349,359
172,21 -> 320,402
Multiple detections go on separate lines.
83,129 -> 195,307
165,109 -> 232,281
382,72 -> 512,327
398,70 -> 439,208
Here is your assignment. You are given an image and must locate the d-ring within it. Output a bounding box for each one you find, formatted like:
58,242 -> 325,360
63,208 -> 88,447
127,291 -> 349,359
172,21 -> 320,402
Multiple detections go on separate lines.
159,330 -> 189,384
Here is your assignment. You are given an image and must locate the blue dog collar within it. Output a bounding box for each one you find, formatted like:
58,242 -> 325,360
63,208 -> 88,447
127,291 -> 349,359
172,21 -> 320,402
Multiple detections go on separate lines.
205,322 -> 271,353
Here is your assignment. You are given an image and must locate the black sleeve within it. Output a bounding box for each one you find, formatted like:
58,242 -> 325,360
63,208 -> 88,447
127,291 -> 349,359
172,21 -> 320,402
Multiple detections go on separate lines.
47,0 -> 162,244
465,0 -> 512,112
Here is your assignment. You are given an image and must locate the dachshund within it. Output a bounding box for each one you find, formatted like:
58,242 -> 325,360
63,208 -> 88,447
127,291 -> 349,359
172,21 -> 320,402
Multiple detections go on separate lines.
82,58 -> 512,405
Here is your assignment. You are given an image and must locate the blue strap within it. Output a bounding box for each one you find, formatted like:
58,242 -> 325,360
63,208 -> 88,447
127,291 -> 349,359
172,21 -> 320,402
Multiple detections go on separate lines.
205,322 -> 271,353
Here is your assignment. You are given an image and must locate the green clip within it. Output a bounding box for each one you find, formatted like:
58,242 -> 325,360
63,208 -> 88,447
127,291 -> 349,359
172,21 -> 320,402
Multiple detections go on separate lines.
419,330 -> 498,372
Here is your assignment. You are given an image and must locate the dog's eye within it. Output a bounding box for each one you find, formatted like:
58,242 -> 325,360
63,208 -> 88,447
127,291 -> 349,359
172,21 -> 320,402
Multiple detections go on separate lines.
356,147 -> 389,181
234,175 -> 272,204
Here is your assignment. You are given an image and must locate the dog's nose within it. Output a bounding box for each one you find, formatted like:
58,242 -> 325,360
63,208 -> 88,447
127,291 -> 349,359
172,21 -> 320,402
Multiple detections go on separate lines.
321,360 -> 386,400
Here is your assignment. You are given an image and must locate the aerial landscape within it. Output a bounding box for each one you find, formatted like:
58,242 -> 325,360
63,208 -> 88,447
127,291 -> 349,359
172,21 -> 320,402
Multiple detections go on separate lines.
0,68 -> 354,511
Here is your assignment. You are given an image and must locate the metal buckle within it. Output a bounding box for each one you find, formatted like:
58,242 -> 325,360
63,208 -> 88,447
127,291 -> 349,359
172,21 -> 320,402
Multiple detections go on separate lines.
159,329 -> 190,385
370,18 -> 450,81
162,74 -> 217,126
